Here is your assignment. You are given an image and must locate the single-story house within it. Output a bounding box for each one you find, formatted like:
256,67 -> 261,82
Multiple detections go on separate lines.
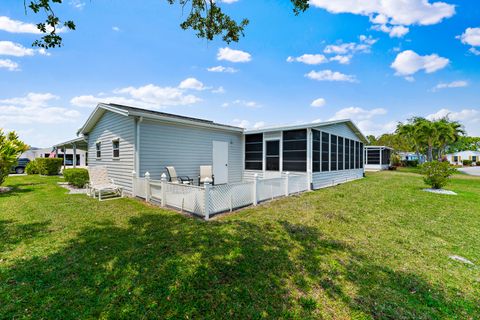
445,150 -> 480,165
21,146 -> 87,167
364,146 -> 393,171
55,103 -> 367,196
398,151 -> 426,163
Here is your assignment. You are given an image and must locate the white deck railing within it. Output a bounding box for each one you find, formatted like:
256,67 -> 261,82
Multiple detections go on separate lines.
132,172 -> 309,220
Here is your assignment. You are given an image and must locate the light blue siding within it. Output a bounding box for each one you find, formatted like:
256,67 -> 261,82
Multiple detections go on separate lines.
315,123 -> 359,140
87,111 -> 135,193
139,119 -> 243,183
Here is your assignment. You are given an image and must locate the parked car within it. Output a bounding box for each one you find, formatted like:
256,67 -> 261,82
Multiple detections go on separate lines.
11,158 -> 30,174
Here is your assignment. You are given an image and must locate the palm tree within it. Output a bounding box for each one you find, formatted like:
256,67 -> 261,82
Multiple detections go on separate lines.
411,118 -> 437,162
434,118 -> 465,159
396,120 -> 424,162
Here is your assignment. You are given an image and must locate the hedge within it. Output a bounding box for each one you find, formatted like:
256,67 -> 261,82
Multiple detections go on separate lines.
36,158 -> 63,176
25,160 -> 39,175
63,168 -> 89,188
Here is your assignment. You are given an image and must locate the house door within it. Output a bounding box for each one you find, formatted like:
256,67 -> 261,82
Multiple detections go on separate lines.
213,141 -> 229,184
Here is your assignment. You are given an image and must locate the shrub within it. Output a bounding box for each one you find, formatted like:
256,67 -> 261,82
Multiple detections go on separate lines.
421,161 -> 457,189
391,154 -> 401,167
63,168 -> 89,188
462,159 -> 473,166
401,160 -> 419,167
36,158 -> 63,176
25,159 -> 39,175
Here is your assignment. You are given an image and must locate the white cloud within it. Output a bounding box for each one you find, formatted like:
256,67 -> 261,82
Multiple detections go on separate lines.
0,93 -> 80,126
207,65 -> 238,73
112,26 -> 120,32
178,77 -> 206,91
220,0 -> 239,3
329,106 -> 393,136
469,48 -> 480,56
323,35 -> 377,64
426,108 -> 480,136
372,24 -> 410,37
70,0 -> 86,9
391,50 -> 449,78
0,16 -> 40,34
311,98 -> 326,108
232,119 -> 266,129
305,70 -> 356,82
0,41 -> 49,57
310,0 -> 455,39
329,55 -> 352,64
217,47 -> 251,63
223,99 -> 261,108
211,86 -> 225,94
0,59 -> 19,71
432,80 -> 468,91
457,27 -> 480,47
287,54 -> 328,65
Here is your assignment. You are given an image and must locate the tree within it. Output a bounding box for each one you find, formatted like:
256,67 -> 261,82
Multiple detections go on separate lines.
446,136 -> 480,153
22,0 -> 310,48
433,118 -> 464,160
0,130 -> 29,186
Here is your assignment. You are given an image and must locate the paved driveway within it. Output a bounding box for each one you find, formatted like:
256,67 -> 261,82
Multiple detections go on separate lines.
458,166 -> 480,176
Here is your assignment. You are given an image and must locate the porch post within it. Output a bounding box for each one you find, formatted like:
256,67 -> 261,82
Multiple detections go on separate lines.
306,128 -> 312,191
145,172 -> 151,202
160,173 -> 167,207
204,177 -> 212,220
72,143 -> 77,168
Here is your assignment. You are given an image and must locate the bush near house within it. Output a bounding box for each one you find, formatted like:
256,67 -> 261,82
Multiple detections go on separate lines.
35,158 -> 63,176
462,160 -> 473,166
401,160 -> 419,167
63,168 -> 89,188
421,161 -> 458,189
25,159 -> 39,175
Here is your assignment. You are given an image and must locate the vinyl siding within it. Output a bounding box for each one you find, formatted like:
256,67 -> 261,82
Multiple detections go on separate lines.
315,123 -> 359,140
139,119 -> 243,183
87,111 -> 135,193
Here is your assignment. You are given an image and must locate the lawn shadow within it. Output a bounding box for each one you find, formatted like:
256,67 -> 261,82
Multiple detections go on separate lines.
0,215 -> 478,319
0,220 -> 51,252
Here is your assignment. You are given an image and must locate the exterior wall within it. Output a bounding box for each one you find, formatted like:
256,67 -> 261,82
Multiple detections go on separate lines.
312,169 -> 364,189
364,164 -> 390,171
315,123 -> 359,140
87,111 -> 136,193
446,151 -> 480,164
20,148 -> 87,166
139,119 -> 243,183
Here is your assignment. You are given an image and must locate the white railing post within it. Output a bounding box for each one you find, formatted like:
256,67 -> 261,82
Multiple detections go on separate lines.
145,172 -> 151,202
132,170 -> 136,197
285,171 -> 290,196
204,177 -> 211,221
160,173 -> 167,207
253,173 -> 258,206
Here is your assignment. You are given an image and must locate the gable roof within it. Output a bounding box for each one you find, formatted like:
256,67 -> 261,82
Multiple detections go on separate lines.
77,103 -> 244,135
245,119 -> 368,143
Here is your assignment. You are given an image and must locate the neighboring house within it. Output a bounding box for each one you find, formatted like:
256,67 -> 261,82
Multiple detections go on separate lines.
55,103 -> 367,195
20,147 -> 87,167
364,146 -> 393,171
445,150 -> 480,165
398,151 -> 426,163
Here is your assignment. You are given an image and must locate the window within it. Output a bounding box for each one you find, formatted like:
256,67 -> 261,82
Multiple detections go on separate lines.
245,134 -> 263,170
266,140 -> 280,171
350,140 -> 355,169
312,130 -> 320,172
96,142 -> 101,158
112,139 -> 120,158
330,134 -> 338,171
473,156 -> 477,163
338,137 -> 344,170
382,148 -> 391,165
355,141 -> 360,169
321,132 -> 329,172
283,129 -> 307,172
367,149 -> 380,165
360,143 -> 364,168
345,139 -> 350,169
453,156 -> 458,163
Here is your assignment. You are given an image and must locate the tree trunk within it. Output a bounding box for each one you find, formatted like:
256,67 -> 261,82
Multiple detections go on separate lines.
428,145 -> 433,162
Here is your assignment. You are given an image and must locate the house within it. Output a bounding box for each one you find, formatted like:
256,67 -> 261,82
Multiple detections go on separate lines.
398,151 -> 426,163
21,146 -> 87,167
445,150 -> 480,165
364,146 -> 393,171
55,103 -> 367,196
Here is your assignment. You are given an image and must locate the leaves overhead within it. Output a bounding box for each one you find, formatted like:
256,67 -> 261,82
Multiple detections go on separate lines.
23,0 -> 311,49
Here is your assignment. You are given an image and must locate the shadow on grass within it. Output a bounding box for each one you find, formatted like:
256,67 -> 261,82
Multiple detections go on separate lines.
0,220 -> 51,252
0,215 -> 477,319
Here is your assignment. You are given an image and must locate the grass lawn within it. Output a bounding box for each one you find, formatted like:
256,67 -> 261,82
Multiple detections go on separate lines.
1,171 -> 479,319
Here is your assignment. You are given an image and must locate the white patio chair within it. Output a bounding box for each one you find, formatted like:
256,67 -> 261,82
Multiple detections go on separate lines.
198,165 -> 214,186
165,166 -> 193,184
87,166 -> 123,200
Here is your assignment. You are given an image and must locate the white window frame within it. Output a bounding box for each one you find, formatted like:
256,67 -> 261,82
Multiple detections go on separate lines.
112,138 -> 120,159
96,141 -> 101,159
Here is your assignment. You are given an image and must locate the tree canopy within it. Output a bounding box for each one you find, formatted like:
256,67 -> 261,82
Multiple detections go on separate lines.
23,0 -> 311,48
0,129 -> 28,185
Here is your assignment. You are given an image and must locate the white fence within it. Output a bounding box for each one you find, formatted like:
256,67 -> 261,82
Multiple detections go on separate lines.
132,172 -> 309,220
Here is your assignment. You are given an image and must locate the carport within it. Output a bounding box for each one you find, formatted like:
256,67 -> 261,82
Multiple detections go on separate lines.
53,137 -> 88,169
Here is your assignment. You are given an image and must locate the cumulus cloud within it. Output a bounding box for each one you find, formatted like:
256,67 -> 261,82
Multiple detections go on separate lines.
432,80 -> 468,91
457,27 -> 480,54
0,93 -> 80,126
217,47 -> 251,63
207,65 -> 238,73
112,26 -> 120,32
0,59 -> 19,71
0,16 -> 41,34
311,98 -> 326,108
426,108 -> 480,136
324,35 -> 376,55
305,70 -> 356,82
0,41 -> 49,57
310,0 -> 455,38
287,54 -> 328,65
329,55 -> 352,64
232,119 -> 266,129
223,99 -> 261,108
329,106 -> 394,136
391,50 -> 449,78
71,80 -> 205,108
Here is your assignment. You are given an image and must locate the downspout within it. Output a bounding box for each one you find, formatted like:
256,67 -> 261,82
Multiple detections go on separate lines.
135,116 -> 143,177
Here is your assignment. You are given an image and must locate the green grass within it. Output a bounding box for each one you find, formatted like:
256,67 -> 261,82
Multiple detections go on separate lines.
1,172 -> 479,319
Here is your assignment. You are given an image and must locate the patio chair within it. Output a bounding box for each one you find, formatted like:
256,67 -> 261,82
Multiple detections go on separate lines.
198,165 -> 214,186
165,166 -> 193,184
87,166 -> 123,200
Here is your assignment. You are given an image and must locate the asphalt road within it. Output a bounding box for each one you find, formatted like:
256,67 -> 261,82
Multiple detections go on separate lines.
458,166 -> 480,177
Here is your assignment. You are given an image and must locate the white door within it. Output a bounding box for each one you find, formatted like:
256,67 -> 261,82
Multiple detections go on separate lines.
213,141 -> 229,184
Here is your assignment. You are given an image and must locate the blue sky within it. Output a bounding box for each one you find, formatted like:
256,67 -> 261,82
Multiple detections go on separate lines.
0,0 -> 479,147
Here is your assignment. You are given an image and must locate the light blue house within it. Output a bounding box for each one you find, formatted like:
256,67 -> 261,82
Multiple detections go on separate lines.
56,103 -> 368,197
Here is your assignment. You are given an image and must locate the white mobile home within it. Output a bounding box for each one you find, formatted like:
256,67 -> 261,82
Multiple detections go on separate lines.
445,150 -> 480,165
55,103 -> 367,214
364,146 -> 392,171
